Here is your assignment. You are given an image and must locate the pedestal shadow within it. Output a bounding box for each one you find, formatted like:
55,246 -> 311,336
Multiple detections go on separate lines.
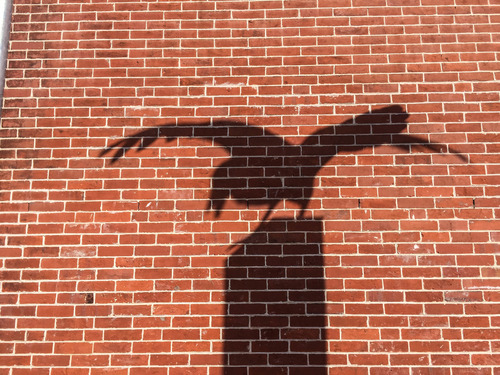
224,217 -> 327,375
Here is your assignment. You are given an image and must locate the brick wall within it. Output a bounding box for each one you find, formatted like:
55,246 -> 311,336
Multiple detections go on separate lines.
1,0 -> 499,374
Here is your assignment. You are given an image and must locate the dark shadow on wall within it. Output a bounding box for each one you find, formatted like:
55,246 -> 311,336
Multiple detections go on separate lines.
224,217 -> 326,374
100,105 -> 466,373
101,105 -> 465,222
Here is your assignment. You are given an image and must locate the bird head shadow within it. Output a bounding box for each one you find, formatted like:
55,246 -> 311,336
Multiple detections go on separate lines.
100,105 -> 467,220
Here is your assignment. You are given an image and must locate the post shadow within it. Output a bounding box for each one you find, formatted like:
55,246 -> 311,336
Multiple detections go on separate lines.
223,217 -> 326,374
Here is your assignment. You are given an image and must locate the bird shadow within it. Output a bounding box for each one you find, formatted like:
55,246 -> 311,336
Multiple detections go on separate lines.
100,105 -> 467,373
101,105 -> 466,222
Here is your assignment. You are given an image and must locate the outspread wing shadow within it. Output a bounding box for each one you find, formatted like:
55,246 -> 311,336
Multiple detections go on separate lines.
101,106 -> 467,219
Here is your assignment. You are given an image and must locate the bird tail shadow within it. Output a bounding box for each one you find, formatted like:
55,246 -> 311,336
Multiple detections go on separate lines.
395,134 -> 468,163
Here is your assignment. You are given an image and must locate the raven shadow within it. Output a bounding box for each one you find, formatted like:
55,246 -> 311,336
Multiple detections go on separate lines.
101,105 -> 466,373
101,105 -> 466,222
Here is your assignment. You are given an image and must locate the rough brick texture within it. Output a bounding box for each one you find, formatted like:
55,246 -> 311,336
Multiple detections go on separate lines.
1,0 -> 499,374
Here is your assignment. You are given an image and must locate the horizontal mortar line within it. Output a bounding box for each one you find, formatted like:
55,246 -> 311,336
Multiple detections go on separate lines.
1,344 -> 494,348
8,48 -> 497,55
16,20 -> 497,26
1,287 -> 494,292
10,39 -> 495,44
0,328 -> 493,332
1,367 -> 497,371
19,18 -> 497,24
